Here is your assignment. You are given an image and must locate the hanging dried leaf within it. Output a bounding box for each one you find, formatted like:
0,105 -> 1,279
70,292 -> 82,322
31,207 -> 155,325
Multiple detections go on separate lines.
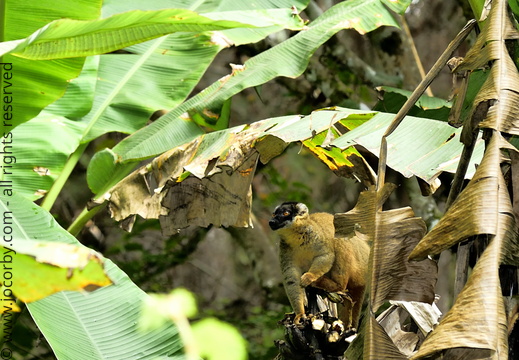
334,183 -> 395,237
409,133 -> 516,261
107,122 -> 266,233
456,0 -> 519,136
411,217 -> 512,359
335,184 -> 437,312
372,216 -> 437,310
159,154 -> 258,233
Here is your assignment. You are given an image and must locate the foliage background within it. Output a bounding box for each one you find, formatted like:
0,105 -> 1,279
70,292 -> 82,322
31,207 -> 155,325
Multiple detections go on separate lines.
6,0 -> 476,358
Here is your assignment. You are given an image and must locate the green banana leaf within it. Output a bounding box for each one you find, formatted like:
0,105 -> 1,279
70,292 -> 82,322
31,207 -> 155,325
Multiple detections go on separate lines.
111,0 -> 412,162
332,111 -> 485,184
0,0 -> 102,130
0,10 -> 261,60
9,56 -> 96,200
4,192 -> 182,359
9,1 -> 306,201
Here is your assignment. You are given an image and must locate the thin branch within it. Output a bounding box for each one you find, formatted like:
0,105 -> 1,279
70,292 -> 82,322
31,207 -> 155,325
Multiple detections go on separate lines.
376,19 -> 477,191
399,15 -> 434,97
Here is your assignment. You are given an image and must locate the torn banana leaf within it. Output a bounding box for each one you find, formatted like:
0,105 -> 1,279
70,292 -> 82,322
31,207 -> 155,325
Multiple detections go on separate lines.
331,112 -> 485,185
104,107 -> 485,233
104,109 -> 375,233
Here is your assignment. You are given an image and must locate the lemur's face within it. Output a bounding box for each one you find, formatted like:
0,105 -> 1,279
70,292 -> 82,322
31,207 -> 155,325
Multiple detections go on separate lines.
269,202 -> 308,231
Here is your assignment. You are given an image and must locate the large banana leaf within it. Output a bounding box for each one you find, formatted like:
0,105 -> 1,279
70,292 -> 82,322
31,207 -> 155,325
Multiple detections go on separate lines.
10,1 -> 306,201
0,10 -> 261,60
104,110 -> 368,232
0,4 -> 300,130
102,108 -> 481,234
5,192 -> 182,359
0,0 -> 101,130
110,0 -> 413,162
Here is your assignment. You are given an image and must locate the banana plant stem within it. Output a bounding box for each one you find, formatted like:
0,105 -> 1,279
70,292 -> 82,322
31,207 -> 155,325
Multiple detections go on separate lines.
41,142 -> 88,212
67,203 -> 106,237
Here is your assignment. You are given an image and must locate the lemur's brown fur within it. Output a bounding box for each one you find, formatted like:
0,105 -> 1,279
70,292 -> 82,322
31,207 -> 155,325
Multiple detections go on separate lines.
270,202 -> 369,327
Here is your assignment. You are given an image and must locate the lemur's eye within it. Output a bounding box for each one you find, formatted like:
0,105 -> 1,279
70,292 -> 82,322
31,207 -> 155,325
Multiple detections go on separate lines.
283,211 -> 290,216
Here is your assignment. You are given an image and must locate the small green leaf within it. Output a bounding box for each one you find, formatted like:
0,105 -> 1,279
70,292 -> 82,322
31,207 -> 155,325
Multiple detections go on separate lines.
192,318 -> 248,360
87,148 -> 118,194
139,289 -> 198,332
87,148 -> 137,195
373,86 -> 451,120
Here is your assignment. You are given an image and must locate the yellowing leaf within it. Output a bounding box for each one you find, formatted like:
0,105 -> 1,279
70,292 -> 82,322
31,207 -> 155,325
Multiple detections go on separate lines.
303,128 -> 375,185
1,241 -> 111,303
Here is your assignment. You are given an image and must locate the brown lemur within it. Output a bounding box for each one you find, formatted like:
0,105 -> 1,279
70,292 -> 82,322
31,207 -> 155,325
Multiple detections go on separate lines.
269,202 -> 369,328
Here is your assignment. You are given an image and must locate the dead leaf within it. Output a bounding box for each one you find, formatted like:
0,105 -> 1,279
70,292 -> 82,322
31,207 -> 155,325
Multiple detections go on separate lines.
364,314 -> 408,360
409,133 -> 516,261
335,185 -> 437,312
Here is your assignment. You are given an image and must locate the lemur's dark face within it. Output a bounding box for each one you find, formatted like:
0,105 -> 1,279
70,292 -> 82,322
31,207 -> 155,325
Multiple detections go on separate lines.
269,202 -> 308,231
